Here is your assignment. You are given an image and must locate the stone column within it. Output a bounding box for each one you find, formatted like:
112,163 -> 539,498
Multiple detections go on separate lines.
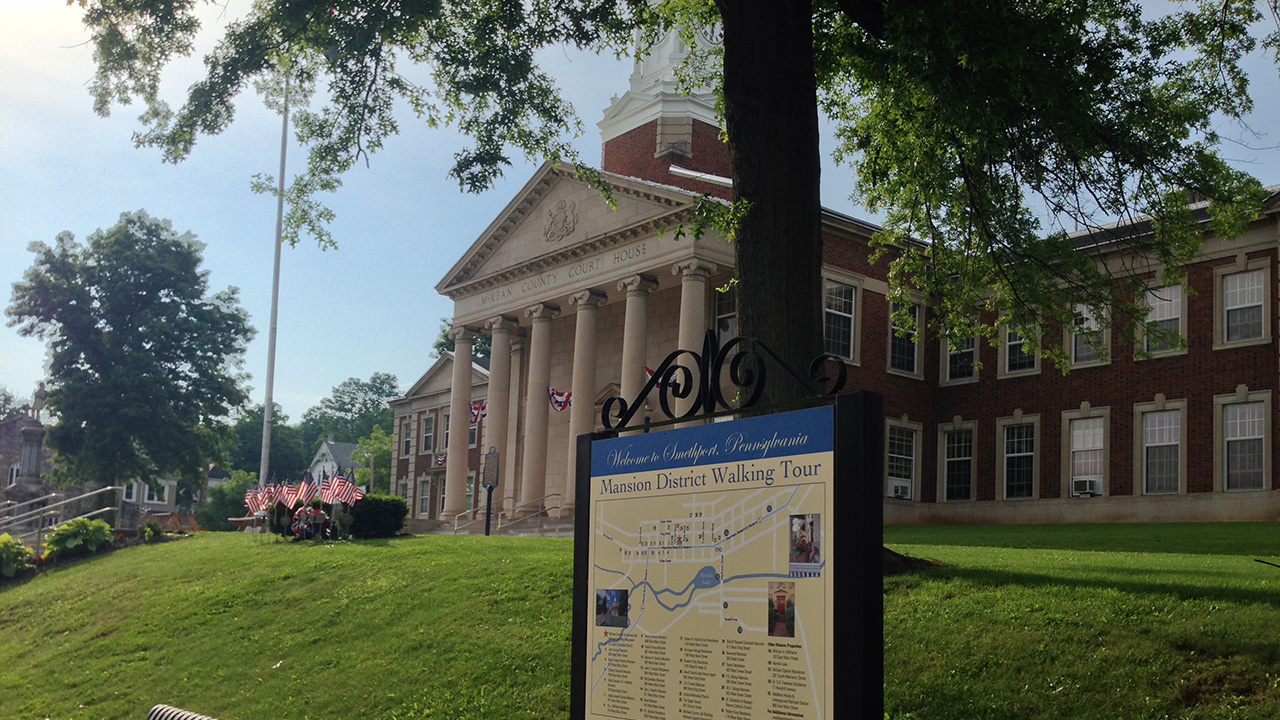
443,326 -> 476,518
673,259 -> 717,419
518,302 -> 561,510
617,274 -> 658,428
565,290 -> 607,514
502,337 -> 525,512
484,315 -> 520,513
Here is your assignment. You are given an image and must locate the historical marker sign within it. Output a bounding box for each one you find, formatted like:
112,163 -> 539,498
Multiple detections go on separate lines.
571,393 -> 884,719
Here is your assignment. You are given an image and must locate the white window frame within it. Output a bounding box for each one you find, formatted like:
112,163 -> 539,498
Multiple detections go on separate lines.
885,417 -> 921,499
145,482 -> 169,504
123,482 -> 136,502
418,479 -> 432,517
468,416 -> 479,448
886,302 -> 923,379
940,337 -> 978,385
821,270 -> 862,364
937,418 -> 977,502
444,414 -> 451,448
1061,404 -> 1109,498
996,412 -> 1040,500
422,416 -> 435,455
6,465 -> 18,487
465,471 -> 477,511
1132,395 -> 1188,496
998,326 -> 1040,378
1214,386 -> 1271,492
1067,304 -> 1109,368
1213,257 -> 1271,349
1142,285 -> 1186,357
401,417 -> 413,458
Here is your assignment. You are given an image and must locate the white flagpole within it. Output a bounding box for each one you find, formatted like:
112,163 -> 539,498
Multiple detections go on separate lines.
258,72 -> 290,491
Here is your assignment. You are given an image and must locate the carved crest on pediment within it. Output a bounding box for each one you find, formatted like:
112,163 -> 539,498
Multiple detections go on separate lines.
544,199 -> 578,243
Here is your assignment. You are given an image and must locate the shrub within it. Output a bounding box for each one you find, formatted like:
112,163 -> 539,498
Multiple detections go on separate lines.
44,518 -> 114,562
139,519 -> 165,543
0,533 -> 35,578
347,494 -> 408,539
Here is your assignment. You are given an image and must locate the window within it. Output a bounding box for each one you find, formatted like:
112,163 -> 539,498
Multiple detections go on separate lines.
1223,269 -> 1263,343
1004,329 -> 1037,374
422,417 -> 435,455
886,425 -> 916,499
946,337 -> 976,382
1003,424 -> 1035,499
1070,304 -> 1104,366
1145,286 -> 1183,354
1069,417 -> 1103,496
1224,402 -> 1265,490
1142,410 -> 1181,494
439,479 -> 446,516
888,303 -> 919,375
1214,259 -> 1270,349
823,280 -> 856,359
6,465 -> 18,487
145,483 -> 167,504
469,418 -> 479,448
444,414 -> 451,447
943,429 -> 973,501
1214,388 -> 1271,493
419,482 -> 432,516
715,284 -> 737,346
123,482 -> 136,502
401,419 -> 413,457
466,472 -> 477,511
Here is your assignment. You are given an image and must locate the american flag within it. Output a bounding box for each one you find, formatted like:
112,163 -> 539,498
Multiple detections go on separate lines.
645,365 -> 680,389
283,483 -> 300,509
548,386 -> 571,412
333,476 -> 353,504
337,477 -> 364,504
320,478 -> 337,504
244,488 -> 262,514
296,479 -> 317,506
264,484 -> 280,506
470,400 -> 488,424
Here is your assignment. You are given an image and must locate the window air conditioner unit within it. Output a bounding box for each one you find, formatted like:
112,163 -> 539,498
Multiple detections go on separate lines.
1072,477 -> 1100,497
890,481 -> 912,500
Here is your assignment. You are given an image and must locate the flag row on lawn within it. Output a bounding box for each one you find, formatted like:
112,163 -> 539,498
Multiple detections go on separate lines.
244,476 -> 365,513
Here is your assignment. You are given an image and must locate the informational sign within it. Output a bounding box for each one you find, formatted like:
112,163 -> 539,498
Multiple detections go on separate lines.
483,448 -> 500,489
573,402 -> 868,720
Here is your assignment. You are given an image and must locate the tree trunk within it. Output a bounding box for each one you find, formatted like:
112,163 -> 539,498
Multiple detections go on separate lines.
719,1 -> 824,403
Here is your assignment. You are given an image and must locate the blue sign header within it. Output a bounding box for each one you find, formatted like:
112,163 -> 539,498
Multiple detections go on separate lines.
591,405 -> 833,477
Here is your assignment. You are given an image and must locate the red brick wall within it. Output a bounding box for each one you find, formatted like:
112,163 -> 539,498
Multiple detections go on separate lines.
602,119 -> 733,201
822,230 -> 1279,504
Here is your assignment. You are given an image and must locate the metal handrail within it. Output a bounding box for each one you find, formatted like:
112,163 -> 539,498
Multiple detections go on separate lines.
14,506 -> 116,552
493,493 -> 563,534
450,508 -> 483,534
0,485 -> 123,533
2,492 -> 64,518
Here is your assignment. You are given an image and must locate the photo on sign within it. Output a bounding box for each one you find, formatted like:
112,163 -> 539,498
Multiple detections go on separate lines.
595,589 -> 630,628
767,582 -> 796,638
789,513 -> 823,578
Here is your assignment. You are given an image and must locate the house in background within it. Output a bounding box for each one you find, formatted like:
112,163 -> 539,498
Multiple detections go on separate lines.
389,352 -> 489,531
308,435 -> 361,483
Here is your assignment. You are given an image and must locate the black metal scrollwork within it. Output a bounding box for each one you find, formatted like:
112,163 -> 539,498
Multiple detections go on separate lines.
600,329 -> 850,430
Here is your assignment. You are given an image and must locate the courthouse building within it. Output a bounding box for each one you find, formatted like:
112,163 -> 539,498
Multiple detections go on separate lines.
391,29 -> 1280,526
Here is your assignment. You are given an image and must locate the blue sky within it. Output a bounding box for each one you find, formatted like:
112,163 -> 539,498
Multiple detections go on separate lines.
3,1 -> 1279,420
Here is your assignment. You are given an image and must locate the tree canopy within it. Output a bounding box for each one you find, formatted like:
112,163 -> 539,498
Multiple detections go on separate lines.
350,424 -> 393,494
70,0 -> 1280,393
432,318 -> 492,360
6,211 -> 254,489
229,404 -> 310,481
300,373 -> 400,445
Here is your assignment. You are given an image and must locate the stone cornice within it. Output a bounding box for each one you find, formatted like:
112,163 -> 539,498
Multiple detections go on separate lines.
440,202 -> 700,300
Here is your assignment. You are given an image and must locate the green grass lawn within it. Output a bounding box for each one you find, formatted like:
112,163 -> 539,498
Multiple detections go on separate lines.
2,525 -> 1278,719
884,523 -> 1280,720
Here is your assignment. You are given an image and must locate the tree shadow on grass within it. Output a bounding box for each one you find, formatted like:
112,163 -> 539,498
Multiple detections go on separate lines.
925,564 -> 1280,608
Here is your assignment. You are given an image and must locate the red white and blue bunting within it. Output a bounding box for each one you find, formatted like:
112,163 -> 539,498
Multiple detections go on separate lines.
548,386 -> 572,412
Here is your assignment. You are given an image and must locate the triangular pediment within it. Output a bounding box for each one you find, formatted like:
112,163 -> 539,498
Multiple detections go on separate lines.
436,163 -> 704,298
398,352 -> 490,403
